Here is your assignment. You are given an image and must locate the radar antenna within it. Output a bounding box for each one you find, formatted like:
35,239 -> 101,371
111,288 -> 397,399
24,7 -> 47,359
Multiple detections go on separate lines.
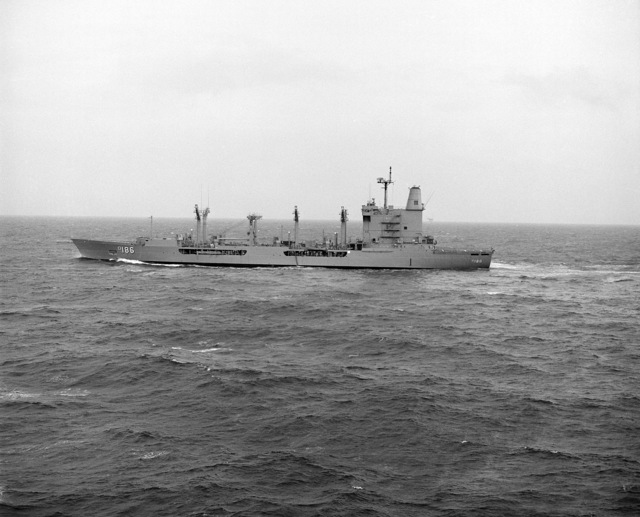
377,166 -> 394,209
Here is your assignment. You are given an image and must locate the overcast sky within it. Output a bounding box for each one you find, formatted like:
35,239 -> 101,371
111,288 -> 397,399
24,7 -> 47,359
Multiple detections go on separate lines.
2,0 -> 639,224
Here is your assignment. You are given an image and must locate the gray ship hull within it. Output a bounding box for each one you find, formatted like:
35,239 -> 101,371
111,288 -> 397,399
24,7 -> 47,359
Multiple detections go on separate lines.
72,238 -> 493,269
71,169 -> 494,269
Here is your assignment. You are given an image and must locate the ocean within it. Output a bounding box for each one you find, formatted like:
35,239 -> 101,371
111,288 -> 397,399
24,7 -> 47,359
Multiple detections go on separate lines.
1,216 -> 639,516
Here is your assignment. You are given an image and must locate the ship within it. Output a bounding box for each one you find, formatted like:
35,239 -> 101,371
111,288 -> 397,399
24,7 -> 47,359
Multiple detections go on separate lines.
72,169 -> 494,269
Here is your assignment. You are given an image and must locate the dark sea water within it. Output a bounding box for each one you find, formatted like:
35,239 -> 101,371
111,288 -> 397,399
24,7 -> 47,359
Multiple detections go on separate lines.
2,216 -> 640,516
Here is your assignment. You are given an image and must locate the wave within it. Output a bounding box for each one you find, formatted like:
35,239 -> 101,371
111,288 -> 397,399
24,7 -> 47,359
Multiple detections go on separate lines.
115,258 -> 146,265
171,346 -> 227,353
1,389 -> 41,400
137,450 -> 169,460
1,387 -> 90,408
518,446 -> 577,460
492,258 -> 640,277
604,276 -> 636,283
491,262 -> 520,270
116,258 -> 185,268
57,388 -> 90,397
0,306 -> 61,319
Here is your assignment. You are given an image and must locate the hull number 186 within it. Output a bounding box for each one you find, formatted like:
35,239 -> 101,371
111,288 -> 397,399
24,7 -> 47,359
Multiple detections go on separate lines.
118,246 -> 135,254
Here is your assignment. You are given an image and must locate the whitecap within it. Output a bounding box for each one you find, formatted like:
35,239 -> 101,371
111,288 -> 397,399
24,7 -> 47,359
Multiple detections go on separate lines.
605,276 -> 635,283
58,389 -> 90,397
491,262 -> 519,270
173,346 -> 224,354
138,451 -> 169,460
3,390 -> 40,400
167,357 -> 189,364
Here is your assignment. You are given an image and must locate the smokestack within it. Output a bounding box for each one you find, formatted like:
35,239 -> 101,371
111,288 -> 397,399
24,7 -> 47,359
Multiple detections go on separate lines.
406,187 -> 424,211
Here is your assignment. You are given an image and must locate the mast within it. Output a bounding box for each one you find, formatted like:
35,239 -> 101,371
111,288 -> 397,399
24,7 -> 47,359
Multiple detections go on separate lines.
202,207 -> 210,245
194,204 -> 201,245
293,206 -> 299,247
246,213 -> 262,246
377,166 -> 394,209
340,206 -> 348,246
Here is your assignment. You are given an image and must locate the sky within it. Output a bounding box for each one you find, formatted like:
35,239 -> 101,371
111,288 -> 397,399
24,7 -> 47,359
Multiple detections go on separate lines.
1,0 -> 639,224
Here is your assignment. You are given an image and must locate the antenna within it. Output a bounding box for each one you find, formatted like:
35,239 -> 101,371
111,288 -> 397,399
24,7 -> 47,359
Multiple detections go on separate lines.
424,191 -> 435,207
377,166 -> 394,209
